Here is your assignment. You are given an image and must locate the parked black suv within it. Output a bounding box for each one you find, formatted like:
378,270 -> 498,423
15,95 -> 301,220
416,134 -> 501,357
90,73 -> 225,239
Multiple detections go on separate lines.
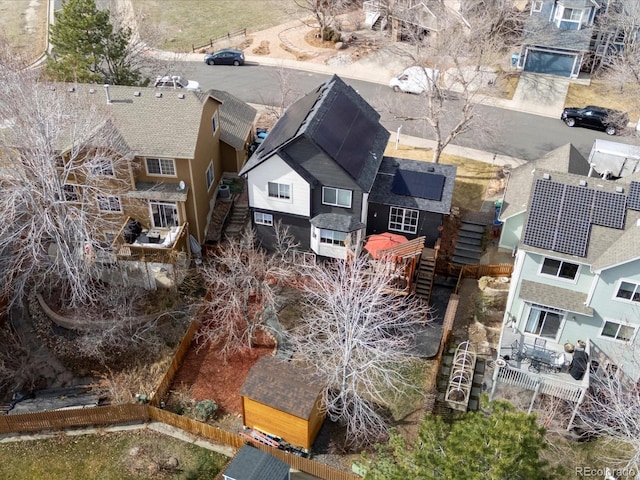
561,105 -> 628,136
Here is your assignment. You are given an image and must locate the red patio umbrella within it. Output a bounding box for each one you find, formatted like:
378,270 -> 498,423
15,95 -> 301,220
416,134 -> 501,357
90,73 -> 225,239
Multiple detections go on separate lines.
364,233 -> 409,259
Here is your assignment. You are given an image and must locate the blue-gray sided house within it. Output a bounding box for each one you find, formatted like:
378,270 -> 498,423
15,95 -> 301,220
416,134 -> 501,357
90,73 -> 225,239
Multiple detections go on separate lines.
518,0 -> 603,77
239,75 -> 455,260
493,143 -> 640,416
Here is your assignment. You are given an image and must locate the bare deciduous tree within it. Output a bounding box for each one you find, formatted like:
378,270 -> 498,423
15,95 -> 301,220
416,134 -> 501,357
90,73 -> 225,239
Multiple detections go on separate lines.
0,61 -> 133,310
294,0 -> 349,41
291,256 -> 434,448
195,225 -> 299,359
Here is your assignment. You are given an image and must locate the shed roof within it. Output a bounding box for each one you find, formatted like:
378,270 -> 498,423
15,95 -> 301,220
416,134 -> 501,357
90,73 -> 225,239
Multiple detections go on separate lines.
223,445 -> 289,480
239,356 -> 324,420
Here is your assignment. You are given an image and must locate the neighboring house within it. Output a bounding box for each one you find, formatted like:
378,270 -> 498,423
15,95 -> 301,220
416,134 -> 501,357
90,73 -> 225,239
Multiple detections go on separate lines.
223,445 -> 290,480
239,355 -> 325,452
239,75 -> 389,260
517,0 -> 603,77
367,156 -> 456,247
239,75 -> 455,260
47,84 -> 253,266
587,138 -> 640,179
492,143 -> 640,423
363,0 -> 467,39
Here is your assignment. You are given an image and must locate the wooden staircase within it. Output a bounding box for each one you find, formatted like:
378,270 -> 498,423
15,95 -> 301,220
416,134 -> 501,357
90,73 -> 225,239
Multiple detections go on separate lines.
415,247 -> 436,302
224,202 -> 249,239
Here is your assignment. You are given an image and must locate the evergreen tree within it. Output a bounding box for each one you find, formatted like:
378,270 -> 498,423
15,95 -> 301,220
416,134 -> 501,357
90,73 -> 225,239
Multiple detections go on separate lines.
47,0 -> 143,85
364,400 -> 565,480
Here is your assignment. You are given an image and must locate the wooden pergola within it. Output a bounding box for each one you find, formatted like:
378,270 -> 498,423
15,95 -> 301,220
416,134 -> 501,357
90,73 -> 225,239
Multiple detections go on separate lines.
371,235 -> 426,295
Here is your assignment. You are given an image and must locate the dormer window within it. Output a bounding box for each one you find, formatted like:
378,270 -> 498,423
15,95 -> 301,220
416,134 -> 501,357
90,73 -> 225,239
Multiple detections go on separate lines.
532,0 -> 543,13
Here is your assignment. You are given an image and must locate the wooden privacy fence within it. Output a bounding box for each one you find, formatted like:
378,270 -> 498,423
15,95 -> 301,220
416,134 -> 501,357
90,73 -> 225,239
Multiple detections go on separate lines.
192,28 -> 247,52
455,263 -> 513,294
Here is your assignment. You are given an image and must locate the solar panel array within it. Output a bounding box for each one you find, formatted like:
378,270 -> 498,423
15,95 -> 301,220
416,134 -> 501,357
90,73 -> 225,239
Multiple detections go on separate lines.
629,181 -> 640,211
391,169 -> 445,201
523,178 -> 628,257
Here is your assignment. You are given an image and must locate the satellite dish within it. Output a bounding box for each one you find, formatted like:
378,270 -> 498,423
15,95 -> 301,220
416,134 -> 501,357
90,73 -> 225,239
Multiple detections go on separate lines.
178,180 -> 186,190
495,358 -> 507,368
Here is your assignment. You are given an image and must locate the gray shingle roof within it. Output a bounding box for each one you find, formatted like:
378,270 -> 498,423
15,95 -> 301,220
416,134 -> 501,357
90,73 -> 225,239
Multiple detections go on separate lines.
523,16 -> 593,51
206,89 -> 257,150
369,156 -> 456,214
223,445 -> 289,480
309,213 -> 365,232
519,279 -> 593,315
239,356 -> 324,420
500,144 -> 590,220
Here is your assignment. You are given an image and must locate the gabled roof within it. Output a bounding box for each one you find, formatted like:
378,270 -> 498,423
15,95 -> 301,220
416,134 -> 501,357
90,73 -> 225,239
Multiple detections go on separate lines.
206,89 -> 257,150
239,356 -> 324,420
523,16 -> 593,51
369,156 -> 456,214
500,144 -> 590,220
240,75 -> 389,193
223,445 -> 289,480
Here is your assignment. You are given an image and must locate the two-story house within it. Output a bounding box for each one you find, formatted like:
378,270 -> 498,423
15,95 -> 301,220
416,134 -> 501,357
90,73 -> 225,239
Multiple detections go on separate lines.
239,75 -> 456,260
517,0 -> 603,77
35,84 -> 255,286
491,143 -> 640,425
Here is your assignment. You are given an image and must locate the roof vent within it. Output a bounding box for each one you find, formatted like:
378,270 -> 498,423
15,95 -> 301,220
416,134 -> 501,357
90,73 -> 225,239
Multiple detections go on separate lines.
616,186 -> 624,193
579,180 -> 587,187
542,173 -> 551,180
155,92 -> 163,98
178,93 -> 185,99
67,86 -> 75,93
133,91 -> 141,97
89,88 -> 96,94
427,166 -> 435,172
49,86 -> 56,91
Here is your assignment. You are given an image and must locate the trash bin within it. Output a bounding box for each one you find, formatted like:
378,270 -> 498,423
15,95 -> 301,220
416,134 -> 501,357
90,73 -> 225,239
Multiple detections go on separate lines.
218,184 -> 230,199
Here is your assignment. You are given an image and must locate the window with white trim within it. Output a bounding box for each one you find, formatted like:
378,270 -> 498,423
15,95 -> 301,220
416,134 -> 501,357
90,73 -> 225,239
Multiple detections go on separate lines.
601,320 -> 635,342
558,7 -> 582,22
268,182 -> 291,200
389,206 -> 418,234
62,184 -> 78,202
524,304 -> 563,339
322,186 -> 352,208
150,200 -> 178,228
146,158 -> 176,176
92,157 -> 114,176
205,162 -> 214,190
320,229 -> 347,246
254,212 -> 273,226
97,196 -> 121,212
212,111 -> 219,134
532,0 -> 543,13
540,258 -> 579,280
615,280 -> 640,303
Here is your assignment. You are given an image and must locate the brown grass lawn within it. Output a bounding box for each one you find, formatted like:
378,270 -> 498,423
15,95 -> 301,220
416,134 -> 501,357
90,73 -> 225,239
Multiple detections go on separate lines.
0,0 -> 48,62
565,78 -> 640,123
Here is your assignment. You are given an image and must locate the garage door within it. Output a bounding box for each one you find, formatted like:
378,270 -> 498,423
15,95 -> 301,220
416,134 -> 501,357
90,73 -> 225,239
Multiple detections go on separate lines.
524,51 -> 574,77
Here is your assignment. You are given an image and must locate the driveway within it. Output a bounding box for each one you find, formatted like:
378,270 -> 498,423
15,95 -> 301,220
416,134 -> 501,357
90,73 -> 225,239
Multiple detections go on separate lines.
510,73 -> 570,118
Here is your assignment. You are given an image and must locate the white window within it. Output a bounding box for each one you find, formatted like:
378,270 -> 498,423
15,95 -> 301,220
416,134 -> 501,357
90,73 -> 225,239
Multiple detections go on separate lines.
525,304 -> 563,340
62,184 -> 78,202
92,157 -> 114,176
212,111 -> 219,134
254,212 -> 273,226
322,186 -> 352,208
601,320 -> 635,342
540,258 -> 579,280
389,206 -> 419,234
615,280 -> 640,303
532,0 -> 543,13
205,162 -> 214,190
558,7 -> 582,22
150,200 -> 178,228
320,229 -> 347,246
97,196 -> 121,212
268,182 -> 291,200
146,158 -> 176,176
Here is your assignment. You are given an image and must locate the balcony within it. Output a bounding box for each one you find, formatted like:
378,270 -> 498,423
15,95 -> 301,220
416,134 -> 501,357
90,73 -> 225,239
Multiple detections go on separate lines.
112,217 -> 190,263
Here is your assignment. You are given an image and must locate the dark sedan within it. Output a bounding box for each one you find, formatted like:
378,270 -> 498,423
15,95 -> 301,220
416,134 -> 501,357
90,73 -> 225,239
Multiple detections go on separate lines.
204,49 -> 245,66
561,105 -> 628,135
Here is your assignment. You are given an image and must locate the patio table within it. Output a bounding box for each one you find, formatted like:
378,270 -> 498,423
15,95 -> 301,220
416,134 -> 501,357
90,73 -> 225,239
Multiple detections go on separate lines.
523,346 -> 564,373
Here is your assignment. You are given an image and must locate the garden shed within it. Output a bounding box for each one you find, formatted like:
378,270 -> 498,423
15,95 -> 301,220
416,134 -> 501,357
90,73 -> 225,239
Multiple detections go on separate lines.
239,356 -> 325,451
223,445 -> 290,480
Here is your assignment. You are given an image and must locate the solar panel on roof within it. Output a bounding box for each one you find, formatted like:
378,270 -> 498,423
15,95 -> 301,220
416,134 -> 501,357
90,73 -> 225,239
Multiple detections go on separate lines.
629,181 -> 640,211
522,179 -> 564,251
391,169 -> 445,200
593,190 -> 626,229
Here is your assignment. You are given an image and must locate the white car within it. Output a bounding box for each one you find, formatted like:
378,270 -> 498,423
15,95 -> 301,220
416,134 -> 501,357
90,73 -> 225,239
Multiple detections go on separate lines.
153,75 -> 200,91
389,66 -> 439,95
